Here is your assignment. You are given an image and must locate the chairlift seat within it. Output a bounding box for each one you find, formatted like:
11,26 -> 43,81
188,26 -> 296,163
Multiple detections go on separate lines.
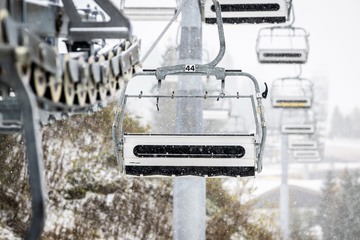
122,7 -> 177,21
292,150 -> 320,159
272,96 -> 311,108
295,157 -> 321,163
123,133 -> 256,177
204,0 -> 287,24
288,141 -> 317,150
281,124 -> 315,134
258,49 -> 308,64
256,27 -> 309,64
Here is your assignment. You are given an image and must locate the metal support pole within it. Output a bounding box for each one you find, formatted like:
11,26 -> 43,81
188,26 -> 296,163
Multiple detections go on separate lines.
173,1 -> 205,239
280,133 -> 289,240
0,47 -> 47,240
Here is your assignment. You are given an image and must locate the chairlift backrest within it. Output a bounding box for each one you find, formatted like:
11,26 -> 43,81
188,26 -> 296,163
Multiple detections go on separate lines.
120,0 -> 177,21
203,0 -> 288,24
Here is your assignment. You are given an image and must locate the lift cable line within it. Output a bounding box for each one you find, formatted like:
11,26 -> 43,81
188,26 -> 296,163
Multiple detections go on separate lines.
112,0 -> 267,177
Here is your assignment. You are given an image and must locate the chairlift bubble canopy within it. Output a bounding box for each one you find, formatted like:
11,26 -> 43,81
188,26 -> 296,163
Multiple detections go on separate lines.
271,77 -> 313,108
256,26 -> 309,64
203,0 -> 288,24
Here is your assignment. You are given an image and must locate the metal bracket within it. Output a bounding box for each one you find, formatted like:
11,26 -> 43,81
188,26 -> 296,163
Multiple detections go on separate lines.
0,45 -> 47,239
62,0 -> 132,42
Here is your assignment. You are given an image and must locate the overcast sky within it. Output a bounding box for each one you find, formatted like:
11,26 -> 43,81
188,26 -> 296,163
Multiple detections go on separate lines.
125,0 -> 360,118
74,0 -> 360,117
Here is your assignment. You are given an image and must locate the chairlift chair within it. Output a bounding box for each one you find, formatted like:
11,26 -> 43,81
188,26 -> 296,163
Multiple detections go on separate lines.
288,140 -> 317,150
112,0 -> 267,178
120,0 -> 177,21
291,149 -> 321,163
115,71 -> 266,177
280,109 -> 315,134
256,26 -> 309,64
292,150 -> 320,158
271,77 -> 313,108
203,0 -> 288,24
203,89 -> 231,120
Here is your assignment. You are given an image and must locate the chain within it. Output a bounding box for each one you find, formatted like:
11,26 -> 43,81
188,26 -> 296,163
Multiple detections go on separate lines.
0,9 -> 141,115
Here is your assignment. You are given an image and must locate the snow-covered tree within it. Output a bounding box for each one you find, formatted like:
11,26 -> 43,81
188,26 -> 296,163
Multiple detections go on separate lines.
317,171 -> 341,239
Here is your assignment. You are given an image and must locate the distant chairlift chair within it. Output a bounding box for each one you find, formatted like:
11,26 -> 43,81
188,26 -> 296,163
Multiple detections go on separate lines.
203,0 -> 289,24
271,77 -> 313,108
120,0 -> 177,21
291,149 -> 321,163
280,109 -> 315,135
256,26 -> 309,64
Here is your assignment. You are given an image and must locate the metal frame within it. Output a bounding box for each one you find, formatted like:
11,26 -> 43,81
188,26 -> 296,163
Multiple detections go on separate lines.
0,0 -> 140,237
271,77 -> 313,108
203,0 -> 288,24
62,0 -> 131,42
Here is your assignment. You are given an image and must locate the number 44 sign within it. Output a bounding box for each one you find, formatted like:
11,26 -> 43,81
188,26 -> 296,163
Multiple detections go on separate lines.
185,65 -> 196,72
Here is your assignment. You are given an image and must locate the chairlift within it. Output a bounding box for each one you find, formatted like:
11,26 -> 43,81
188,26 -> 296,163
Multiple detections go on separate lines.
112,0 -> 267,177
280,109 -> 315,134
256,26 -> 309,64
203,0 -> 288,24
120,0 -> 177,21
291,149 -> 321,162
288,140 -> 317,150
271,77 -> 313,108
292,150 -> 320,159
114,70 -> 266,177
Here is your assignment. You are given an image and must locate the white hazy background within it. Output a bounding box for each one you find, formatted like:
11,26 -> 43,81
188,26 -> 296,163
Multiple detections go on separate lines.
117,0 -> 360,118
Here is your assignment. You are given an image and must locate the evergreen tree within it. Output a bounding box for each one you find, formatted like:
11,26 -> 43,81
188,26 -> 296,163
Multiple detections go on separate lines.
317,171 -> 341,239
330,106 -> 345,138
338,170 -> 360,239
